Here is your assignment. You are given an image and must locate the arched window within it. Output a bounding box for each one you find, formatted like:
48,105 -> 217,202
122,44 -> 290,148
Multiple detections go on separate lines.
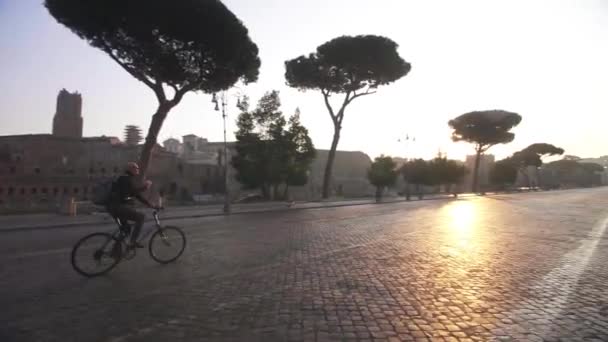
73,188 -> 79,194
34,167 -> 41,174
8,187 -> 15,196
31,188 -> 37,194
20,188 -> 25,195
42,187 -> 48,194
63,187 -> 69,194
53,188 -> 59,195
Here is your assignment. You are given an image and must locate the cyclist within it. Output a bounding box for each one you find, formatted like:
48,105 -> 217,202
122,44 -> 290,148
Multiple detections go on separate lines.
106,162 -> 159,248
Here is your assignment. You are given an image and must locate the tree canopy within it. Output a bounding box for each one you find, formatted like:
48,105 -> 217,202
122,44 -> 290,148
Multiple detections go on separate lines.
285,34 -> 411,199
45,0 -> 261,174
368,156 -> 398,188
490,158 -> 518,188
513,143 -> 564,168
232,92 -> 315,200
448,110 -> 522,192
449,110 -> 522,151
285,35 -> 410,94
428,157 -> 467,187
368,155 -> 398,201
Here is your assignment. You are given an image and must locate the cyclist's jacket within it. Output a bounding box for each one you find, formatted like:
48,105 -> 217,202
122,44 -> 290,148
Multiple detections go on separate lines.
107,173 -> 152,207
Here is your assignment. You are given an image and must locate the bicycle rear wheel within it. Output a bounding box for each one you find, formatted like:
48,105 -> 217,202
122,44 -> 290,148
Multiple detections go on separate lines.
71,232 -> 123,277
148,226 -> 186,264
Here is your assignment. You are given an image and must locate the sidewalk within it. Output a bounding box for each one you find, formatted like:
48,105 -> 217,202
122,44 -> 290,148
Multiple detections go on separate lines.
0,194 -> 460,232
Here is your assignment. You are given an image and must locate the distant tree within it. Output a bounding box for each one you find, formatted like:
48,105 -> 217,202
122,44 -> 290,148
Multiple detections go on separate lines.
490,158 -> 518,190
448,110 -> 522,193
232,92 -> 314,200
512,143 -> 564,188
284,108 -> 316,198
285,35 -> 411,199
367,155 -> 398,202
581,163 -> 604,173
46,0 -> 260,175
429,156 -> 467,196
401,159 -> 433,199
545,160 -> 603,188
124,125 -> 143,146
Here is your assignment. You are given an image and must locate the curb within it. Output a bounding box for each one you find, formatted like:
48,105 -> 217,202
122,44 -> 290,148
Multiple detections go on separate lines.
0,195 -> 459,233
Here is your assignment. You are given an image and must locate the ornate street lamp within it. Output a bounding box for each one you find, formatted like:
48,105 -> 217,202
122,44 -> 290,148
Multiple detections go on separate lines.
211,89 -> 244,214
212,92 -> 231,214
398,134 -> 416,201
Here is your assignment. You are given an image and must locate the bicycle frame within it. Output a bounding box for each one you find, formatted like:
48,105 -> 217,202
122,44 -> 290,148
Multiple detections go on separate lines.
104,210 -> 163,246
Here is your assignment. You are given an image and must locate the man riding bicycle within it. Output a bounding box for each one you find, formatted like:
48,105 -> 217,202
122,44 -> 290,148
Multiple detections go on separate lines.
107,162 -> 159,249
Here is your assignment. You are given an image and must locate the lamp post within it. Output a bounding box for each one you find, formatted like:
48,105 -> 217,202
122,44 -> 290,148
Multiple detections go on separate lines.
212,90 -> 243,215
212,92 -> 231,214
398,134 -> 416,200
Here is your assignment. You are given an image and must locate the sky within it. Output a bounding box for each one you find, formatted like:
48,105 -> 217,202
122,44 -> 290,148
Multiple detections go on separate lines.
0,0 -> 607,161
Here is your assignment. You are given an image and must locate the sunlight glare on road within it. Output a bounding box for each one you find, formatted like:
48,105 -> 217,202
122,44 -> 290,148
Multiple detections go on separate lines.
440,200 -> 482,253
447,200 -> 476,233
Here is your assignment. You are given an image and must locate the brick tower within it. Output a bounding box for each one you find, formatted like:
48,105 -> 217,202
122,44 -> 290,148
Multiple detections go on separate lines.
52,89 -> 83,138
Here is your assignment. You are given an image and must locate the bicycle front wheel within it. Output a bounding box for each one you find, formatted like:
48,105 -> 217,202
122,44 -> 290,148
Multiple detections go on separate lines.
148,226 -> 186,264
71,232 -> 122,277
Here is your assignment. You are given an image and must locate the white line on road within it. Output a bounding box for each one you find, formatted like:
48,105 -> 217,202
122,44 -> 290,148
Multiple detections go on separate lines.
495,214 -> 608,339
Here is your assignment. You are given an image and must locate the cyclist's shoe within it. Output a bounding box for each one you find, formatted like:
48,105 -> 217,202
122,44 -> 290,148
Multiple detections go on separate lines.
128,242 -> 145,249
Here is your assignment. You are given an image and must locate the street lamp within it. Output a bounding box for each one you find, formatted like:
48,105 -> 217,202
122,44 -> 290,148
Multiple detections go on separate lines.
212,92 -> 231,214
398,134 -> 416,201
211,90 -> 243,215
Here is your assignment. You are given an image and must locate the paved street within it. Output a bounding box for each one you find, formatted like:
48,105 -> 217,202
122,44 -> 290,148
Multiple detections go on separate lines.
2,188 -> 608,341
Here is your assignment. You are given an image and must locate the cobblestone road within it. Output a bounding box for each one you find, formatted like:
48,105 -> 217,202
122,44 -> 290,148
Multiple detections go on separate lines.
2,188 -> 608,341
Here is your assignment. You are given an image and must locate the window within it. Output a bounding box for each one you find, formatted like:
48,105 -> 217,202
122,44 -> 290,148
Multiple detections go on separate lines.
101,168 -> 106,174
31,188 -> 38,194
83,187 -> 88,194
89,167 -> 95,174
34,167 -> 40,174
0,187 -> 3,194
113,167 -> 119,173
9,167 -> 15,174
20,188 -> 25,195
73,188 -> 79,194
53,188 -> 59,195
42,187 -> 48,194
8,187 -> 14,196
63,187 -> 68,194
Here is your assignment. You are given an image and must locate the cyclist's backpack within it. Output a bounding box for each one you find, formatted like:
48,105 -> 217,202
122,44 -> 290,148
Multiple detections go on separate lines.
91,177 -> 115,205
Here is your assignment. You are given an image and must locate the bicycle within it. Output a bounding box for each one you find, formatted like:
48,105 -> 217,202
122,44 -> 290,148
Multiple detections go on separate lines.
70,208 -> 186,277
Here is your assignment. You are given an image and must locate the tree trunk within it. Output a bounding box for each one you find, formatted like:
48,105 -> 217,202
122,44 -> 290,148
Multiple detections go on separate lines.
273,184 -> 280,201
322,127 -> 341,199
521,168 -> 531,190
261,183 -> 270,200
283,183 -> 289,201
375,186 -> 383,203
139,102 -> 173,177
472,148 -> 482,193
